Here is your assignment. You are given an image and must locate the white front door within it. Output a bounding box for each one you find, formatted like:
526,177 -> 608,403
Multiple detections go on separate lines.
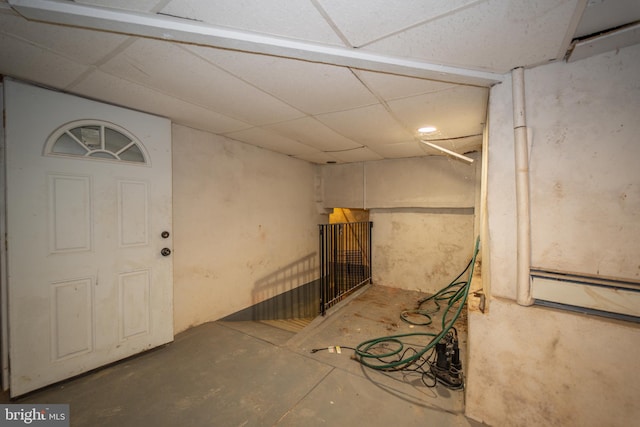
4,79 -> 174,397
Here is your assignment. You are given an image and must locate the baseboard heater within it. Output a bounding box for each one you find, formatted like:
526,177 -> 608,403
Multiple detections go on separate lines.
531,268 -> 640,322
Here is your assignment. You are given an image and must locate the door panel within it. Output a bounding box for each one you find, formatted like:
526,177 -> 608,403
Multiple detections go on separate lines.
51,278 -> 94,361
4,79 -> 173,397
48,174 -> 92,253
118,180 -> 148,247
119,270 -> 150,340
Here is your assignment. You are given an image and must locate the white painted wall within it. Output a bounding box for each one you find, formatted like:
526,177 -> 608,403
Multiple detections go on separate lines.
527,53 -> 640,279
172,125 -> 326,333
467,299 -> 640,427
322,156 -> 477,210
322,155 -> 478,294
370,209 -> 474,293
466,44 -> 640,426
321,163 -> 365,209
365,156 -> 477,209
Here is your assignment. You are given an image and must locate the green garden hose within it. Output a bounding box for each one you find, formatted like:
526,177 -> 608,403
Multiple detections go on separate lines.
354,236 -> 480,371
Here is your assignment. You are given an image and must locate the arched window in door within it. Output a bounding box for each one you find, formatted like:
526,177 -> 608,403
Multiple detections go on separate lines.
44,120 -> 148,164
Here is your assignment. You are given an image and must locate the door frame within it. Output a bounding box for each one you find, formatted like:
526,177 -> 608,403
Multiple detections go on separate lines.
1,80 -> 9,391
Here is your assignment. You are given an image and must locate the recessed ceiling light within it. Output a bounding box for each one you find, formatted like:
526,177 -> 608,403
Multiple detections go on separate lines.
418,126 -> 437,134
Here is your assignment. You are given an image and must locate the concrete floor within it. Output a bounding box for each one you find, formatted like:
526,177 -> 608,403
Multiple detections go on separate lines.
7,285 -> 486,426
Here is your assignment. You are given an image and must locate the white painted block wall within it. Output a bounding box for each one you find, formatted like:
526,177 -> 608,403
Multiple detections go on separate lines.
172,125 -> 326,333
322,155 -> 479,294
466,43 -> 640,426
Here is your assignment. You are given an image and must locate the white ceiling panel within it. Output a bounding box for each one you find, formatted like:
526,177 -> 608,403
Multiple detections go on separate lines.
161,0 -> 344,45
225,127 -> 325,158
2,0 -> 635,164
317,104 -> 415,146
366,141 -> 427,159
355,70 -> 459,101
100,39 -> 305,125
294,150 -> 341,164
365,0 -> 582,73
188,45 -> 380,114
265,117 -> 362,152
0,12 -> 128,65
327,146 -> 384,163
387,85 -> 489,138
71,70 -> 252,135
317,0 -> 480,47
0,32 -> 90,88
574,0 -> 640,38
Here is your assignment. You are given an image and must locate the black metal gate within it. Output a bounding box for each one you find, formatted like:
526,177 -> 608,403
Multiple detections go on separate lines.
319,221 -> 372,315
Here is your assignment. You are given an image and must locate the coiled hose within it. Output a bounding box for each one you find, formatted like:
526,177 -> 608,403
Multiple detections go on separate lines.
354,237 -> 480,371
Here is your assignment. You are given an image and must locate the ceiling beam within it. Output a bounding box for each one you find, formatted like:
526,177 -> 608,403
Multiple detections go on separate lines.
8,0 -> 503,87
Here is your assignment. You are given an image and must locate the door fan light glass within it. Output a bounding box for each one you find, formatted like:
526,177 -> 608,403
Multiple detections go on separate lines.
45,120 -> 147,164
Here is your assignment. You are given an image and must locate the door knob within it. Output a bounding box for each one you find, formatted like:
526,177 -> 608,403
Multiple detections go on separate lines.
161,231 -> 170,238
161,248 -> 171,257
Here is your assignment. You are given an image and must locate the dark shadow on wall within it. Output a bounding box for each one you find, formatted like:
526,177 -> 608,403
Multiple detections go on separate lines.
222,253 -> 320,321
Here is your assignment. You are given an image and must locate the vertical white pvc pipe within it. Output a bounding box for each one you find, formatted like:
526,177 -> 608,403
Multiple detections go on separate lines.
512,67 -> 534,306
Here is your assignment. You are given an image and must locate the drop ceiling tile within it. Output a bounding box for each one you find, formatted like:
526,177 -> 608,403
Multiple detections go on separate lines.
186,46 -> 379,114
266,117 -> 362,152
292,151 -> 339,165
318,0 -> 478,47
355,70 -> 457,101
226,127 -> 322,157
161,0 -> 344,45
316,104 -> 414,146
367,141 -> 426,159
0,13 -> 128,65
387,85 -> 488,138
328,147 -> 384,163
574,0 -> 640,38
364,0 -> 581,73
71,69 -> 251,134
0,33 -> 90,88
100,39 -> 305,125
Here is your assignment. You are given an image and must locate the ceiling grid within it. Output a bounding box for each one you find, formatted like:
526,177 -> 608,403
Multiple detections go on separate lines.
1,0 -> 638,163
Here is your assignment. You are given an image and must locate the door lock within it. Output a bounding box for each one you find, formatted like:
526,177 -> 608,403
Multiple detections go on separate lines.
161,231 -> 170,238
